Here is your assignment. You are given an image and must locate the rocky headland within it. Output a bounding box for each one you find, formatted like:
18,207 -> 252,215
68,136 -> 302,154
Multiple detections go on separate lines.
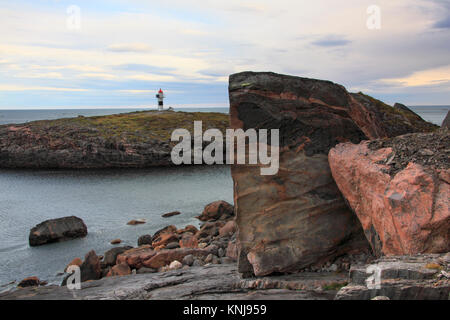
0,110 -> 228,168
1,72 -> 448,300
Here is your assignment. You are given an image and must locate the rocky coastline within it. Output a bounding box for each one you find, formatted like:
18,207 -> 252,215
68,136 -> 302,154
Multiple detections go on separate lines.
0,72 -> 448,300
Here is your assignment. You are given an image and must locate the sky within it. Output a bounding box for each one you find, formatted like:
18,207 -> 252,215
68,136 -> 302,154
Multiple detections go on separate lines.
0,0 -> 449,109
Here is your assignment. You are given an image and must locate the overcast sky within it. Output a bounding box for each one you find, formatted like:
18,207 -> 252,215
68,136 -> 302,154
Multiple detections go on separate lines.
0,0 -> 449,109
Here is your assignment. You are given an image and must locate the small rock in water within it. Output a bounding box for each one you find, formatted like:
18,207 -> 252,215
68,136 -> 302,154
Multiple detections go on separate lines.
162,211 -> 181,218
127,219 -> 146,226
18,276 -> 40,288
110,239 -> 122,245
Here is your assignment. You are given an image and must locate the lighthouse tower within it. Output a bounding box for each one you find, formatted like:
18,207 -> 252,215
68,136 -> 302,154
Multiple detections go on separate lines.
156,88 -> 165,111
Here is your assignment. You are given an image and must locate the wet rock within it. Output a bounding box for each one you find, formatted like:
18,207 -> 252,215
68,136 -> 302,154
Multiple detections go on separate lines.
137,234 -> 152,246
103,246 -> 133,267
18,277 -> 40,288
219,220 -> 237,237
110,239 -> 122,245
177,225 -> 198,235
64,257 -> 83,272
165,242 -> 180,250
127,219 -> 146,226
29,216 -> 88,246
152,232 -> 179,248
79,250 -> 102,282
162,211 -> 181,218
142,248 -> 210,270
106,263 -> 131,277
229,72 -> 437,277
179,233 -> 198,249
197,200 -> 234,222
116,246 -> 155,269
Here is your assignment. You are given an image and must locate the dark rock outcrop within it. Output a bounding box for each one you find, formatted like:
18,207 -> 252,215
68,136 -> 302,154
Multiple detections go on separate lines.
329,131 -> 450,256
0,111 -> 229,169
442,110 -> 450,129
17,276 -> 41,288
228,72 -> 437,276
29,216 -> 87,246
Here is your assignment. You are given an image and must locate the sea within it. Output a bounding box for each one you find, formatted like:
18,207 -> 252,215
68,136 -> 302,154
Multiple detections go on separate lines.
0,105 -> 448,291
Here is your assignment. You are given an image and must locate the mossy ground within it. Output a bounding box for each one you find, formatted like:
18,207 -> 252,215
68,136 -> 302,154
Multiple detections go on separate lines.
24,110 -> 230,143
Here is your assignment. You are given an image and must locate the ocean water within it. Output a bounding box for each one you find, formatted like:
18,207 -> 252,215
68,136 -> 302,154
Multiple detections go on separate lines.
0,166 -> 233,290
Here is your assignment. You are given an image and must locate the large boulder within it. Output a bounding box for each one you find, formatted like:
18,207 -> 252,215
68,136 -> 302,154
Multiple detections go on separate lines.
197,200 -> 234,222
329,131 -> 449,256
29,216 -> 88,246
103,246 -> 133,267
228,72 -> 437,276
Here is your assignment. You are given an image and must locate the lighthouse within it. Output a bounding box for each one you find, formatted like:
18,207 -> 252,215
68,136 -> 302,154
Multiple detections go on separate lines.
156,88 -> 165,111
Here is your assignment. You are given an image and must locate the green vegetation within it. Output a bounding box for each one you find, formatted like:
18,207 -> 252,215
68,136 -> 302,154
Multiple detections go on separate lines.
25,110 -> 230,144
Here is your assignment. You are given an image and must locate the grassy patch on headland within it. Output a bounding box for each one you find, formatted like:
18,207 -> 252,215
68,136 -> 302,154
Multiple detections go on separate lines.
24,110 -> 230,143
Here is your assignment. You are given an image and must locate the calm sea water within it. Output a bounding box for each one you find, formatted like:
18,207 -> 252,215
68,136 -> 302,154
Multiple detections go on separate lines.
0,105 -> 447,291
0,166 -> 233,290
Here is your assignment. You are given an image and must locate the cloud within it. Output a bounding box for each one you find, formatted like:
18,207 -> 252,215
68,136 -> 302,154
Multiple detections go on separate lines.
107,43 -> 152,53
311,35 -> 352,47
0,85 -> 89,92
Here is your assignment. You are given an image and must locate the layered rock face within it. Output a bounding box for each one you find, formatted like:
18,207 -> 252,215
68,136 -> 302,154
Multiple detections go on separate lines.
228,72 -> 437,276
329,131 -> 449,256
0,111 -> 229,169
29,216 -> 88,246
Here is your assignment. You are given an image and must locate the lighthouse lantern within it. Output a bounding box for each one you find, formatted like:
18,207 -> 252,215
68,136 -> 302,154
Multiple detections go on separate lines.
156,88 -> 165,111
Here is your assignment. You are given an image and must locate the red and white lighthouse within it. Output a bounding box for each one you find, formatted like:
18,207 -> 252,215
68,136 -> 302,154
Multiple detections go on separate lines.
156,88 -> 165,111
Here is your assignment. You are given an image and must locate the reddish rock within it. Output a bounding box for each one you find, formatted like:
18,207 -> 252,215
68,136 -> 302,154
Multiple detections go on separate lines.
197,200 -> 234,222
127,219 -> 146,226
18,276 -> 40,288
329,135 -> 450,256
152,232 -> 179,248
80,250 -> 102,282
116,245 -> 155,269
152,225 -> 177,241
29,216 -> 88,246
162,211 -> 181,218
228,72 -> 436,276
64,257 -> 83,272
195,221 -> 225,240
142,248 -> 211,269
106,263 -> 131,277
110,239 -> 122,245
179,233 -> 198,249
103,246 -> 133,267
177,225 -> 198,235
219,220 -> 237,237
